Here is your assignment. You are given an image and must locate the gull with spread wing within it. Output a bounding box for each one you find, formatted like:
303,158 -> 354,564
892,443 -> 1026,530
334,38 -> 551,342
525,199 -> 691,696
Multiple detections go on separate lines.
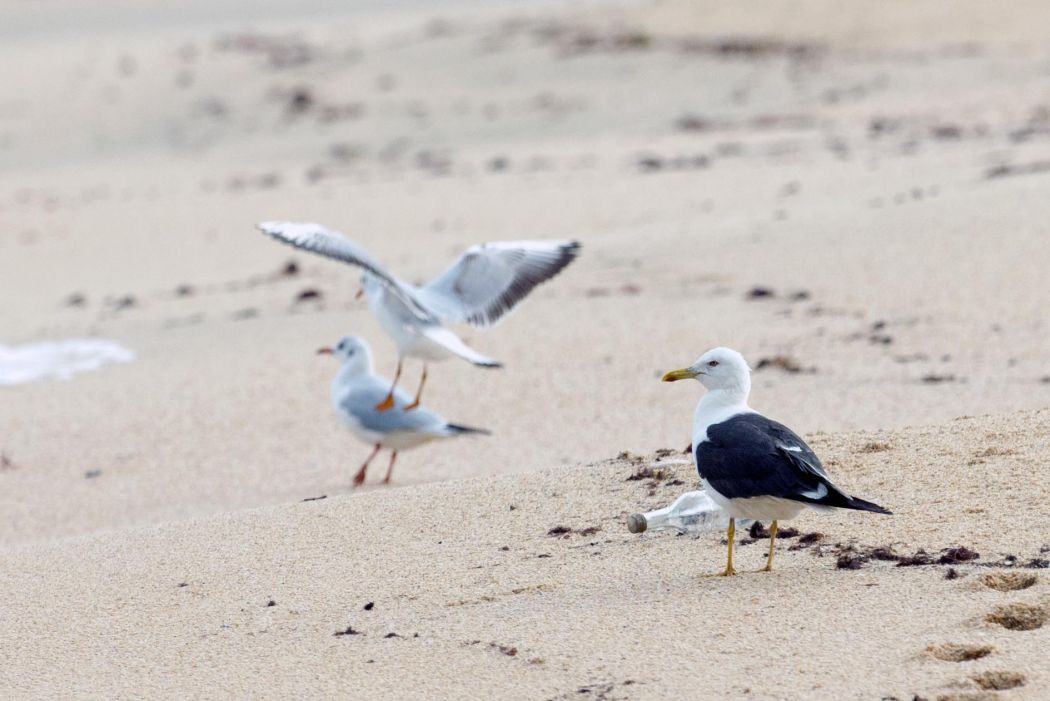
260,221 -> 580,411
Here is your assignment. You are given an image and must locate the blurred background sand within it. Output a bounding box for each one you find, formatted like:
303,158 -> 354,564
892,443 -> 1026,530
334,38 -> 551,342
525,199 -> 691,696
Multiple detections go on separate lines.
1,1 -> 1049,698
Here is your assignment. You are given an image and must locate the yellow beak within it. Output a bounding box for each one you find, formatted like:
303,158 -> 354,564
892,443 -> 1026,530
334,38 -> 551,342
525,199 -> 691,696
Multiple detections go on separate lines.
662,367 -> 697,382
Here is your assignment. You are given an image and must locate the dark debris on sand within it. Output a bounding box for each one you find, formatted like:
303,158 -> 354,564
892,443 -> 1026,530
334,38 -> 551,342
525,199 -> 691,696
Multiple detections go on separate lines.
110,294 -> 136,311
334,626 -> 362,637
754,355 -> 814,374
625,465 -> 669,482
836,553 -> 867,570
745,286 -> 775,299
747,522 -> 800,539
920,373 -> 958,384
788,532 -> 825,551
895,550 -> 935,567
490,642 -> 518,657
817,541 -> 991,570
985,159 -> 1050,179
548,525 -> 602,538
937,546 -> 980,565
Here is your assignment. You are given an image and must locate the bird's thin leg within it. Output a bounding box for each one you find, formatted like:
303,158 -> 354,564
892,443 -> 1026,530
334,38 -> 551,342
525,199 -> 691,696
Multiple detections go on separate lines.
403,365 -> 428,411
375,358 -> 403,412
763,520 -> 779,572
382,451 -> 398,484
352,444 -> 381,488
719,518 -> 737,576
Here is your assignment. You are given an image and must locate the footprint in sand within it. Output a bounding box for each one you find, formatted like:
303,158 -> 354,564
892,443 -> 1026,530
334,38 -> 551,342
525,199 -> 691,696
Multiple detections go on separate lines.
926,642 -> 994,662
978,571 -> 1037,592
929,671 -> 1027,701
969,670 -> 1026,691
934,691 -> 1004,701
985,601 -> 1048,631
922,574 -> 1042,699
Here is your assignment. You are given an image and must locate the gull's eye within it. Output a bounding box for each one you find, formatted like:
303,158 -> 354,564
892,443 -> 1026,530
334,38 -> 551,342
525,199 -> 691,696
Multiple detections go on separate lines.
707,360 -> 719,367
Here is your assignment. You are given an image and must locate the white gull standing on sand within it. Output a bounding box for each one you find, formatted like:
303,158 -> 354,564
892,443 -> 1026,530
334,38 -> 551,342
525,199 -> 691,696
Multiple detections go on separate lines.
662,347 -> 890,576
318,335 -> 489,488
259,221 -> 580,411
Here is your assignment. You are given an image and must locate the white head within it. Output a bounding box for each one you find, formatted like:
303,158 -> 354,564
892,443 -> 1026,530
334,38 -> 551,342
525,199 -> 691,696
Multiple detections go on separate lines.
662,346 -> 752,398
317,335 -> 374,376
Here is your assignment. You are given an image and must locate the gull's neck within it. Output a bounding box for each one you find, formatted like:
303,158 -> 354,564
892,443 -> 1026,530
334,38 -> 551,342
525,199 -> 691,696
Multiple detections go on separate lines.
692,387 -> 752,444
334,361 -> 369,387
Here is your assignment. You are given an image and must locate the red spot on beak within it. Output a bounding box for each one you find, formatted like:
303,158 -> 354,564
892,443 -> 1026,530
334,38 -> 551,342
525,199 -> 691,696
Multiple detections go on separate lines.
316,347 -> 333,355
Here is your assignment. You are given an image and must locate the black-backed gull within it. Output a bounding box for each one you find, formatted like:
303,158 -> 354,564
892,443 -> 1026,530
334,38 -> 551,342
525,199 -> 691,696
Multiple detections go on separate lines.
663,347 -> 890,575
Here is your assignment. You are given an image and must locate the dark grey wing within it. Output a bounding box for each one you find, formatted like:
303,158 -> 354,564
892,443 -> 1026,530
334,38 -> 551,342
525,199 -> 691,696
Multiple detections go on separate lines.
412,240 -> 581,327
696,413 -> 890,513
258,221 -> 432,321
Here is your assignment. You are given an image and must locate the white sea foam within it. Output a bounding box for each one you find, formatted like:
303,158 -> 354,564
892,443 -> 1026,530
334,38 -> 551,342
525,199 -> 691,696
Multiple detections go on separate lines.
0,339 -> 135,386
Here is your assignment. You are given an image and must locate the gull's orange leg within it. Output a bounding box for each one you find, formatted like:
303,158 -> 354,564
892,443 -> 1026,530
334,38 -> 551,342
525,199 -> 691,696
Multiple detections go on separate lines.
375,358 -> 403,412
404,365 -> 428,411
382,451 -> 399,484
352,444 -> 381,488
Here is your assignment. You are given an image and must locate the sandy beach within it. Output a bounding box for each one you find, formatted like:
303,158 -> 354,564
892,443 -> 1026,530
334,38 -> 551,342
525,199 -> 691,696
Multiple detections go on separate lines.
2,0 -> 1049,698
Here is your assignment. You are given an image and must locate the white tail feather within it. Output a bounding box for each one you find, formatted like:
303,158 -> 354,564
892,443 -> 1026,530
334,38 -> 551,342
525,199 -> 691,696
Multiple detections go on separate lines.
422,326 -> 501,367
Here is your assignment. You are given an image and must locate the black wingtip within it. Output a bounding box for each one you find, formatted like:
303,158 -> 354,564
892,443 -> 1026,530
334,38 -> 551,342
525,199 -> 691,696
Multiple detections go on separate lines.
447,423 -> 492,436
562,240 -> 582,262
847,496 -> 892,515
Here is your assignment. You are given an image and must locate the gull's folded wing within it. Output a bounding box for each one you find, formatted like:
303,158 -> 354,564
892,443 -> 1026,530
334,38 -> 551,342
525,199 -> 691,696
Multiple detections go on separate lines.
697,413 -> 889,513
340,376 -> 454,435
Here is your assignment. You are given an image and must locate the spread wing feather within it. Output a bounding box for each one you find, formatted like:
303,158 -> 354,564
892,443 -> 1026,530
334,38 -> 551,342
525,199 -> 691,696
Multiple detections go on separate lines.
257,221 -> 433,321
414,240 -> 581,326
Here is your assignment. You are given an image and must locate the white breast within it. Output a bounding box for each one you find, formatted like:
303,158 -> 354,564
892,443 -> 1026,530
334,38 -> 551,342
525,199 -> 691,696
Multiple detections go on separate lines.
369,290 -> 417,350
691,397 -> 752,450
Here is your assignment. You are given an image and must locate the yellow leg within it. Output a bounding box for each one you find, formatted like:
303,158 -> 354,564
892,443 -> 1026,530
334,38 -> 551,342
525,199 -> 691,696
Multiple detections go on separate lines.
763,520 -> 778,572
719,518 -> 737,576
